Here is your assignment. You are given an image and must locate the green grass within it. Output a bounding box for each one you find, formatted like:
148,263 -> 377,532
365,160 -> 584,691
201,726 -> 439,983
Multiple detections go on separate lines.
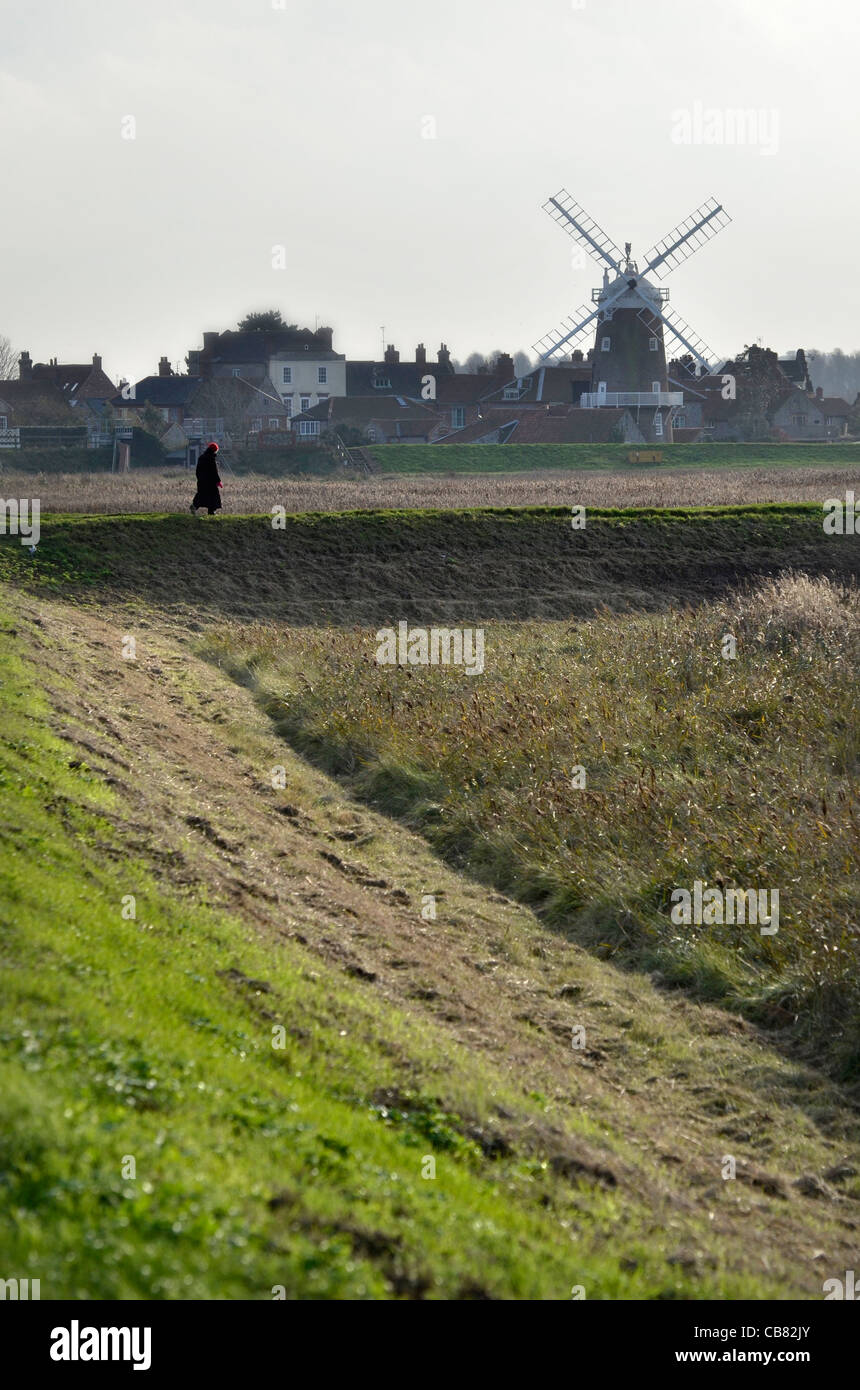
369,442 -> 860,474
203,575 -> 860,1079
1,591 -> 782,1300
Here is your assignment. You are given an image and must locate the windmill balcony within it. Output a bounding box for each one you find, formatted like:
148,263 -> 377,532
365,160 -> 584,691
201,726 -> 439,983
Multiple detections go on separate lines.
580,391 -> 683,409
591,286 -> 670,303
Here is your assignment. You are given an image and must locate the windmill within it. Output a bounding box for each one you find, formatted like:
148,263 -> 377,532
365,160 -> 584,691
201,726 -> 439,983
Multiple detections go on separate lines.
533,192 -> 731,442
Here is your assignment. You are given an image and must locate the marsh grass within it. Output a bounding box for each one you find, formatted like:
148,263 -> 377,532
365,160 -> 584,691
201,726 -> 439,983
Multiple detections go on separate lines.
206,576 -> 860,1076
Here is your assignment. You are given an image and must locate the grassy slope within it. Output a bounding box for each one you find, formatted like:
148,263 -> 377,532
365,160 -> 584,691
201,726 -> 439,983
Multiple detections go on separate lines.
1,507 -> 858,1299
204,593 -> 859,1075
1,594 -> 711,1300
369,442 -> 860,474
1,505 -> 856,629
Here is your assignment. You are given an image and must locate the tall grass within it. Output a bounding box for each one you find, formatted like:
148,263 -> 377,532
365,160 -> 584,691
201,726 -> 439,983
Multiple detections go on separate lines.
205,575 -> 860,1077
4,463 -> 859,515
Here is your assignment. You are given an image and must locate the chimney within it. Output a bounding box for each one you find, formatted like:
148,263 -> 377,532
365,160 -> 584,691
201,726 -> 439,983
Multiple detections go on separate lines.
571,349 -> 584,363
815,386 -> 823,399
92,353 -> 102,371
187,350 -> 201,376
437,342 -> 451,370
495,352 -> 515,379
415,343 -> 426,369
384,343 -> 399,364
18,350 -> 32,380
202,332 -> 219,351
316,326 -> 333,350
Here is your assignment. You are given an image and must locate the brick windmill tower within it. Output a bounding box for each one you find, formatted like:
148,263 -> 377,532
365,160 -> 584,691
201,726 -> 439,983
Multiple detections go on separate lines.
534,193 -> 731,443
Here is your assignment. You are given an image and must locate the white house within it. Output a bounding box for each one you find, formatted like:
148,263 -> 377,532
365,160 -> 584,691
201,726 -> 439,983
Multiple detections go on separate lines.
269,349 -> 346,423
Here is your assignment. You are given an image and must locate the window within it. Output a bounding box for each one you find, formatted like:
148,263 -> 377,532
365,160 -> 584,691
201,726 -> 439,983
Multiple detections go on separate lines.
649,337 -> 658,351
300,396 -> 310,412
654,412 -> 663,436
601,337 -> 611,351
298,419 -> 318,436
284,400 -> 292,418
374,375 -> 391,389
452,406 -> 466,429
282,367 -> 292,384
675,413 -> 686,428
268,417 -> 279,430
651,382 -> 660,394
318,366 -> 327,383
317,393 -> 329,402
503,387 -> 520,400
0,415 -> 6,430
231,367 -> 241,378
791,413 -> 808,426
251,417 -> 262,432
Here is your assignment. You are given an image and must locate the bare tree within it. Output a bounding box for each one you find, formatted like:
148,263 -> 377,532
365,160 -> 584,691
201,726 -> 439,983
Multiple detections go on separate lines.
0,334 -> 18,381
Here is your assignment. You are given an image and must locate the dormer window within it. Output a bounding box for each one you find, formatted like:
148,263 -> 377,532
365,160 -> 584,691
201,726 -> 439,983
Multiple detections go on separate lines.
374,375 -> 391,389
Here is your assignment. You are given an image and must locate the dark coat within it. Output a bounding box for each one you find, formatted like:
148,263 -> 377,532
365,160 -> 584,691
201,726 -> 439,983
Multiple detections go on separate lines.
193,447 -> 222,511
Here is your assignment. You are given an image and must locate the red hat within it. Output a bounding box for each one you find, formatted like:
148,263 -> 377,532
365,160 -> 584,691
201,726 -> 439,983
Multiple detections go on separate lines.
207,440 -> 219,451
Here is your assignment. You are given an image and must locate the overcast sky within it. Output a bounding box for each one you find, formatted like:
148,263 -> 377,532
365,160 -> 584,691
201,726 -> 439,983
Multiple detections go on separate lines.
1,0 -> 857,385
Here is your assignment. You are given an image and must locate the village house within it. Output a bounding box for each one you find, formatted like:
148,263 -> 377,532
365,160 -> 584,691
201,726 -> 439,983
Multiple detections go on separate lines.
346,343 -> 456,400
188,325 -> 345,423
291,394 -> 440,444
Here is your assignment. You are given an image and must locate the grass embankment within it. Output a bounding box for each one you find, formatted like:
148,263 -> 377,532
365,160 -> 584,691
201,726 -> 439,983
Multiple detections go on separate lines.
1,504 -> 856,626
204,574 -> 860,1079
370,442 -> 860,474
1,594 -> 737,1300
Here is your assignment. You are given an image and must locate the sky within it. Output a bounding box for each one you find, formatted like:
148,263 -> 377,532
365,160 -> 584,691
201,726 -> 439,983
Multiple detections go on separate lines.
1,0 -> 858,386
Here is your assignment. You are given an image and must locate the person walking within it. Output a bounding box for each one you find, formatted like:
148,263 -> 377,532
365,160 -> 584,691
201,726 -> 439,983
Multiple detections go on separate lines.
190,442 -> 223,515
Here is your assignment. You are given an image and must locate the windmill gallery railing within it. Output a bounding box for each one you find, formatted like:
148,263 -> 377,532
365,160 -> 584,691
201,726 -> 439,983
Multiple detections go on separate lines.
580,391 -> 683,408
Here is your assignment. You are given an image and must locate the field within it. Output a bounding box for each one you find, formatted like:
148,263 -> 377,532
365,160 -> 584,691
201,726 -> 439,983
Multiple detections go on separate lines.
368,441 -> 860,473
1,488 -> 858,1300
2,461 -> 859,515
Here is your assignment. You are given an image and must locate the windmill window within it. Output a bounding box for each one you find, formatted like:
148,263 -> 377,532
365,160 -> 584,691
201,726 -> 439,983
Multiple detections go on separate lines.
600,337 -> 611,352
649,337 -> 659,351
654,412 -> 663,436
452,406 -> 466,428
652,382 -> 661,394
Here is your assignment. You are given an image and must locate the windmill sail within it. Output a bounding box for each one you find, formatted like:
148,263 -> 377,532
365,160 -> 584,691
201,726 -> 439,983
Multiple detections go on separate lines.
641,305 -> 716,369
641,198 -> 731,280
542,191 -> 625,274
532,304 -> 599,361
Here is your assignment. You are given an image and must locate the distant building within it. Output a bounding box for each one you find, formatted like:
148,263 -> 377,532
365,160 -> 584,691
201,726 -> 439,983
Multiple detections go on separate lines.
187,325 -> 345,423
292,394 -> 439,444
346,343 -> 455,399
18,350 -> 116,403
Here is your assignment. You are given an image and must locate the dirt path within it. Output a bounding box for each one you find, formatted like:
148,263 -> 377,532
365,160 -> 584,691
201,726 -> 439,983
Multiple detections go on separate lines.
16,587 -> 859,1293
